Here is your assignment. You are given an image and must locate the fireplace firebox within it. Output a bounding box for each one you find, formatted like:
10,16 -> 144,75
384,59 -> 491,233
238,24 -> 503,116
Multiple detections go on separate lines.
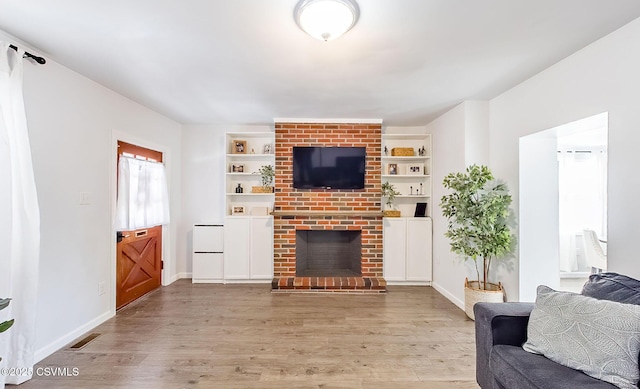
296,230 -> 362,277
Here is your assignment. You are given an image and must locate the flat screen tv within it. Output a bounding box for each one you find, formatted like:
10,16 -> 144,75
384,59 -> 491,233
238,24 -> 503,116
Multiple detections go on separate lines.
293,146 -> 366,189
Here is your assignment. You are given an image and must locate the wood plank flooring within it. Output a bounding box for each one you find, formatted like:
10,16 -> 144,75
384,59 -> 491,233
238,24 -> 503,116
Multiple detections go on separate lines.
21,280 -> 479,388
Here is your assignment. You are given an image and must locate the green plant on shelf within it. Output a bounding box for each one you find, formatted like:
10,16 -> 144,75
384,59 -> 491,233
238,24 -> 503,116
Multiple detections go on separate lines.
381,181 -> 400,208
256,165 -> 275,188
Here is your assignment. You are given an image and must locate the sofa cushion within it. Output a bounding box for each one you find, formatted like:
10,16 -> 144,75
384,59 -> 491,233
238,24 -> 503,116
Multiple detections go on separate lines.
490,345 -> 618,389
581,272 -> 640,305
523,285 -> 640,389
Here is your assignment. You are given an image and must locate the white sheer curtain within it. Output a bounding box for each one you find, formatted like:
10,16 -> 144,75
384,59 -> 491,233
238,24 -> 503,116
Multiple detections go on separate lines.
0,43 -> 41,386
114,156 -> 170,230
558,149 -> 607,272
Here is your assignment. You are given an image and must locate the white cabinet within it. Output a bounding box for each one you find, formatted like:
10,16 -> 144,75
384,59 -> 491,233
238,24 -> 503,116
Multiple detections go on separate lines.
225,132 -> 275,217
383,217 -> 432,284
249,216 -> 274,279
223,216 -> 273,282
381,133 -> 432,217
192,225 -> 224,283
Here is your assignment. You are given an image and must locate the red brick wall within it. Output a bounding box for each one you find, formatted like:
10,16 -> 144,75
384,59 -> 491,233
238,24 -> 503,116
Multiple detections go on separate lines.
273,123 -> 383,278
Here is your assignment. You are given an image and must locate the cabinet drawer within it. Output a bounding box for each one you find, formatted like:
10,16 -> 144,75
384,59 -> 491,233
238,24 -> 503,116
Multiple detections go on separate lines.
193,225 -> 223,252
193,253 -> 223,281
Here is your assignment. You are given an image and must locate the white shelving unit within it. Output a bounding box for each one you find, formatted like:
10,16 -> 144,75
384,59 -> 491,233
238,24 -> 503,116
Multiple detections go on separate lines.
381,133 -> 432,217
224,132 -> 275,283
225,132 -> 275,217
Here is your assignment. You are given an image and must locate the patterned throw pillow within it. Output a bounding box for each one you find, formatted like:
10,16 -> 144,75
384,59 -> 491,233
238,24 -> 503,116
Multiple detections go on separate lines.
523,285 -> 640,389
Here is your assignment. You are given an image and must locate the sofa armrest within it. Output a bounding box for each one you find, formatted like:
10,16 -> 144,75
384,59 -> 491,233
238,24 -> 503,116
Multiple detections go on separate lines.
474,302 -> 535,389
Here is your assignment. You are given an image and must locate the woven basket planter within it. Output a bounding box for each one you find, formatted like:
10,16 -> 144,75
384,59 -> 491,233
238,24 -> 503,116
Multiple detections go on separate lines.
464,278 -> 504,320
383,210 -> 401,217
251,186 -> 273,193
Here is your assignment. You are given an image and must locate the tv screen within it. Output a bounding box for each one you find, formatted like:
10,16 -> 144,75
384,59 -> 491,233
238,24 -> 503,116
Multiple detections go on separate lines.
293,147 -> 366,189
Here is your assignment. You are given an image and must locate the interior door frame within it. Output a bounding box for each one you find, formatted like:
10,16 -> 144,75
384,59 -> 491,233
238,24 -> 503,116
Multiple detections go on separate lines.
109,130 -> 172,314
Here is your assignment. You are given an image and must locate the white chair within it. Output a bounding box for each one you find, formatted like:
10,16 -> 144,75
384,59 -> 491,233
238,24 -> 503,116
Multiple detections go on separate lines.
582,229 -> 607,273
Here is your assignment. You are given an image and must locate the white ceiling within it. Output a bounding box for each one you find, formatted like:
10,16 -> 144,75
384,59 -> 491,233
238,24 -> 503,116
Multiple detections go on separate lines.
1,1 -> 640,126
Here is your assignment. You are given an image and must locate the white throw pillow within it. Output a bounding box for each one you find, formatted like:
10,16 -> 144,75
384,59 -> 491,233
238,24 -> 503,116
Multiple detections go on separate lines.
523,285 -> 640,389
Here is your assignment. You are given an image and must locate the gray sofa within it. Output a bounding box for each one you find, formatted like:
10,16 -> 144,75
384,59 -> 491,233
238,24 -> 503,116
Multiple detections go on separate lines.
474,272 -> 640,389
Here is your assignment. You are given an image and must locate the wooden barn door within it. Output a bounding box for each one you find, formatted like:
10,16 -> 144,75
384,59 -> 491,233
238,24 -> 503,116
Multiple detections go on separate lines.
116,141 -> 163,309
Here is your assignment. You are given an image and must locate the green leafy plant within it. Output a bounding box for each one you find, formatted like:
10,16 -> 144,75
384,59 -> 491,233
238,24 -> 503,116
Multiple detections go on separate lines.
381,181 -> 400,208
440,164 -> 514,290
0,298 -> 14,362
257,165 -> 275,188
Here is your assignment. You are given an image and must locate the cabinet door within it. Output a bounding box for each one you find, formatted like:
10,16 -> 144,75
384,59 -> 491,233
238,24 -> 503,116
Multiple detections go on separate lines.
383,218 -> 407,281
193,253 -> 223,282
250,216 -> 274,279
406,218 -> 432,281
224,217 -> 250,279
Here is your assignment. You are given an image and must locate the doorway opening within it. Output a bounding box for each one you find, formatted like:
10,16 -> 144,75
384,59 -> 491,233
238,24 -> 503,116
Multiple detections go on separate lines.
519,113 -> 608,300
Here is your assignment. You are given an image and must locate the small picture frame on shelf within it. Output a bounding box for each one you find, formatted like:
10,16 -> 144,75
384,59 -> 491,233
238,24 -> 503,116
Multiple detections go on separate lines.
414,202 -> 427,217
407,164 -> 423,175
233,140 -> 247,154
231,164 -> 245,173
231,205 -> 246,215
388,163 -> 398,175
263,143 -> 272,154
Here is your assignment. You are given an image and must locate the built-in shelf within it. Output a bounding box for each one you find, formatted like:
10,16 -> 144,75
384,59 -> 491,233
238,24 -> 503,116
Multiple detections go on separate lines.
225,153 -> 273,158
271,211 -> 383,217
381,156 -> 430,160
226,173 -> 262,176
382,133 -> 432,217
227,193 -> 274,196
381,174 -> 431,178
226,132 -> 275,216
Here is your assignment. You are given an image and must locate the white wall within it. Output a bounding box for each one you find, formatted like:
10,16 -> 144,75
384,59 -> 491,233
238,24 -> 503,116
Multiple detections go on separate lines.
464,101 -> 490,166
428,102 -> 494,308
17,50 -> 182,361
429,104 -> 466,308
179,124 -> 271,275
518,134 -> 559,301
489,17 -> 640,300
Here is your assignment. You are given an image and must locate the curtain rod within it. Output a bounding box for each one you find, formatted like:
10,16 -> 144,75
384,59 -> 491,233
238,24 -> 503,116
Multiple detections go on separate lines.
9,44 -> 46,65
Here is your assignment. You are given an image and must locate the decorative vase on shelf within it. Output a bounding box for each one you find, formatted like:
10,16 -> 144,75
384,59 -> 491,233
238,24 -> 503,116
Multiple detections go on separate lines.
235,183 -> 243,193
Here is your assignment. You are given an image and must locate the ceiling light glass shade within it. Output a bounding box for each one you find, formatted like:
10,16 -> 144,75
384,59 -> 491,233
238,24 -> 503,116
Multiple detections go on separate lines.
294,0 -> 360,41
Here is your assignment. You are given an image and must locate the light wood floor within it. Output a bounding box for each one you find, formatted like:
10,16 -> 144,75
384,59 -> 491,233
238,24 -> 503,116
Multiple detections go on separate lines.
22,281 -> 479,388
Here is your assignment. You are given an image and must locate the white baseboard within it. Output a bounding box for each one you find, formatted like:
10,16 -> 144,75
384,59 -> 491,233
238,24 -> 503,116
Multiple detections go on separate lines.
34,310 -> 113,363
164,272 -> 191,285
432,282 -> 465,311
386,281 -> 432,286
192,279 -> 224,284
223,279 -> 272,284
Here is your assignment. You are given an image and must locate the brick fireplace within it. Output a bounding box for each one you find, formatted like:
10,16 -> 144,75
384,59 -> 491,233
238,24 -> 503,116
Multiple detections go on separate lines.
271,122 -> 386,293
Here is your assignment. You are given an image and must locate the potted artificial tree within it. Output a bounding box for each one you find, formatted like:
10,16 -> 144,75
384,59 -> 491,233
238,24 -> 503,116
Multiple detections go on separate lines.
381,181 -> 401,217
252,165 -> 275,193
440,164 -> 514,320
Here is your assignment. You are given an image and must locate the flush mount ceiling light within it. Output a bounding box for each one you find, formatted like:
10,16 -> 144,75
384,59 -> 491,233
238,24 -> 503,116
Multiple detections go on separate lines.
294,0 -> 360,41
